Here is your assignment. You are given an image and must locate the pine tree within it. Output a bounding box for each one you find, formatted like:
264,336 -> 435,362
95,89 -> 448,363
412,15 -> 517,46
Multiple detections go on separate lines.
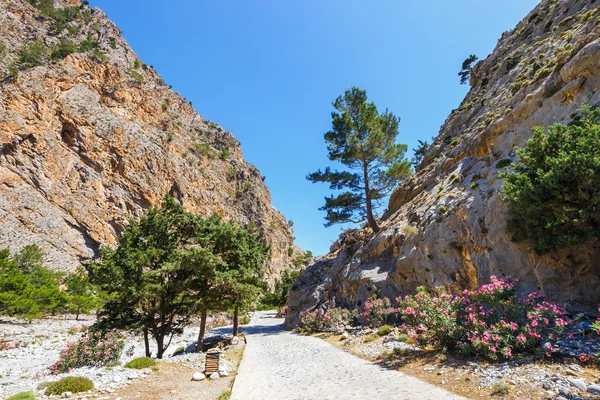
459,54 -> 478,85
66,267 -> 100,320
308,87 -> 412,232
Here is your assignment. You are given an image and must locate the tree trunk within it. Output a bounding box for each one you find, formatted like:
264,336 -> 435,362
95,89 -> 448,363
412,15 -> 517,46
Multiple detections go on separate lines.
196,305 -> 207,352
143,327 -> 151,357
156,334 -> 164,359
233,305 -> 239,336
362,160 -> 380,232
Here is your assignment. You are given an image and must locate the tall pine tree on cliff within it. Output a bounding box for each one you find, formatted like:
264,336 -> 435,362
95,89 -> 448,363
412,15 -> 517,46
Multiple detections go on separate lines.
308,87 -> 412,232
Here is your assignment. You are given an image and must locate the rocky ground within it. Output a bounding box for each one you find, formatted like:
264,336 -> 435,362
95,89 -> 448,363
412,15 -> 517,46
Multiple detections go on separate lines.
0,315 -> 241,399
318,326 -> 600,400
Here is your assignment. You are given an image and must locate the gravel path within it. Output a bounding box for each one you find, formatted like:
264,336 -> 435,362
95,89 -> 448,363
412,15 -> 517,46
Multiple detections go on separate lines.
231,312 -> 465,400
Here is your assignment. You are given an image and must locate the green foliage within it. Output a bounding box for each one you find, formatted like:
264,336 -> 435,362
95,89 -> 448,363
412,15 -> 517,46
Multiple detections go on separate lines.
411,139 -> 429,167
491,381 -> 510,396
495,159 -> 513,169
287,247 -> 294,257
0,245 -> 68,321
51,39 -> 77,61
133,59 -> 142,69
239,314 -> 251,325
45,377 -> 94,395
92,196 -> 268,357
0,43 -> 7,61
6,392 -> 35,400
125,356 -> 156,369
218,149 -> 230,159
377,324 -> 392,336
307,87 -> 412,232
128,69 -> 144,83
109,37 -> 117,49
172,346 -> 185,356
65,266 -> 101,319
291,251 -> 313,267
458,54 -> 478,84
78,34 -> 99,52
50,331 -> 124,374
18,40 -> 47,68
260,270 -> 302,308
501,106 -> 600,253
217,391 -> 232,400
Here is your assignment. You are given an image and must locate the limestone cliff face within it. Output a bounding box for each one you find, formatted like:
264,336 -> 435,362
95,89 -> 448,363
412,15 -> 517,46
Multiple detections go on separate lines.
287,0 -> 600,325
0,0 -> 304,284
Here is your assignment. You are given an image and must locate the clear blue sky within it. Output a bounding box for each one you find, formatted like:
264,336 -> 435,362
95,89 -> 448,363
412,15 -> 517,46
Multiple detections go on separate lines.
91,0 -> 539,256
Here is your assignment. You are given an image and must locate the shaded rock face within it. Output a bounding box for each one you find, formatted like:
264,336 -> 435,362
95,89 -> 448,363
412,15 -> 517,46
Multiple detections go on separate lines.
287,0 -> 600,326
0,0 -> 303,284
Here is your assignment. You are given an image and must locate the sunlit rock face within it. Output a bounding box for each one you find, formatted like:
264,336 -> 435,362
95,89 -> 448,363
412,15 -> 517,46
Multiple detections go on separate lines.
0,0 -> 304,285
286,0 -> 600,326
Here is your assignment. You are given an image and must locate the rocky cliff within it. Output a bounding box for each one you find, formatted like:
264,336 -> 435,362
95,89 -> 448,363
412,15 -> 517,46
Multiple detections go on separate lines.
0,0 -> 303,284
287,0 -> 600,325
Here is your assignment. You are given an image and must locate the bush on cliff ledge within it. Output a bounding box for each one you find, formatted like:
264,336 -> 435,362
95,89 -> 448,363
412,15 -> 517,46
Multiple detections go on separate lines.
501,105 -> 600,253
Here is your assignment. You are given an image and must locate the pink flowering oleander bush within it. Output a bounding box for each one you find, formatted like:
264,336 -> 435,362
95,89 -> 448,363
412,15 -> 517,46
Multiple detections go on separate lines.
49,330 -> 125,374
299,307 -> 354,333
360,296 -> 395,328
579,310 -> 600,368
396,276 -> 570,360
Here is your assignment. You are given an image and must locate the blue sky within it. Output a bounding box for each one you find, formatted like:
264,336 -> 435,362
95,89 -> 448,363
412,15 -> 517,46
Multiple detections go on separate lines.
91,0 -> 539,256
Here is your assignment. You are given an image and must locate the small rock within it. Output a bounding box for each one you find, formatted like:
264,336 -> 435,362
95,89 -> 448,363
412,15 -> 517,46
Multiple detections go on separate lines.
219,371 -> 229,377
569,364 -> 583,373
341,331 -> 349,339
209,372 -> 220,380
575,322 -> 592,334
567,378 -> 586,391
587,384 -> 600,394
192,372 -> 206,381
62,392 -> 72,398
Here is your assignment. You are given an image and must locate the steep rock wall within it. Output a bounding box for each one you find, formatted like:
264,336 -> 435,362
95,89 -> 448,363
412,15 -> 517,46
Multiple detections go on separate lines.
287,0 -> 600,325
0,0 -> 303,284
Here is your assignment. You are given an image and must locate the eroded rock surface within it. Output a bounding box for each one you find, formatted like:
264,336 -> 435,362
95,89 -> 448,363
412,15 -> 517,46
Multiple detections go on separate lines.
287,0 -> 600,326
0,0 -> 303,283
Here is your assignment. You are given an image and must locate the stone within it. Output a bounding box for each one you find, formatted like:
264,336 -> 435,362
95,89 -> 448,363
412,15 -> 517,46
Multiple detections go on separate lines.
568,364 -> 583,373
62,392 -> 72,398
192,372 -> 206,381
219,371 -> 229,377
284,0 -> 600,328
567,378 -> 586,391
587,384 -> 600,394
0,0 -> 304,287
209,372 -> 220,380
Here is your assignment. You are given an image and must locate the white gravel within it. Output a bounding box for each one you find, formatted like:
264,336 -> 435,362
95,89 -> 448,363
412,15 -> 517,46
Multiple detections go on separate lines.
231,312 -> 464,400
0,316 -> 231,399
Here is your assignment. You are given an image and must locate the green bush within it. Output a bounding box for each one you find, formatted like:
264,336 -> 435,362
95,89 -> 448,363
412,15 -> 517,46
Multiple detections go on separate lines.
239,314 -> 251,325
495,159 -> 512,169
501,106 -> 600,252
377,324 -> 392,336
172,346 -> 185,356
51,39 -> 77,60
18,40 -> 47,68
124,356 -> 156,369
0,43 -> 7,60
45,377 -> 94,395
6,392 -> 35,400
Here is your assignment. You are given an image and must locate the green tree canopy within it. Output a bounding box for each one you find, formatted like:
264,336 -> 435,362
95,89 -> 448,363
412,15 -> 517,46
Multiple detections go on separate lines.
0,245 -> 67,322
501,106 -> 600,253
459,54 -> 478,85
307,87 -> 412,232
91,196 -> 209,359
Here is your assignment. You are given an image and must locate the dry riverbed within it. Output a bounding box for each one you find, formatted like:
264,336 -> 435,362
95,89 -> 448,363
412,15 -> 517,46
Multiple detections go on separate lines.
313,329 -> 600,400
0,316 -> 244,400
